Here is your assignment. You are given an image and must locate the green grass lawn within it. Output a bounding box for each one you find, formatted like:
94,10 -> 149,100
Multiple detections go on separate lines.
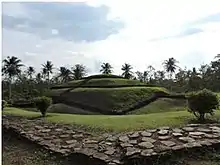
3,107 -> 220,133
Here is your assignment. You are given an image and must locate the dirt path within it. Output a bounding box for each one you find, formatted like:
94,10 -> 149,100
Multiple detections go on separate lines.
2,133 -> 76,165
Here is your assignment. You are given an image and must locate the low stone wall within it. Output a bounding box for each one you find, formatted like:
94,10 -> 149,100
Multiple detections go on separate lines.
3,115 -> 220,165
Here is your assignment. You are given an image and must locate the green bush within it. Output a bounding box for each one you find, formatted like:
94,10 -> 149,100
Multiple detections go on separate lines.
187,89 -> 219,122
34,96 -> 52,117
2,100 -> 7,110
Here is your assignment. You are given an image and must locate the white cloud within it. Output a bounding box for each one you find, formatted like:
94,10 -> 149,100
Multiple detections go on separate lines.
51,29 -> 59,35
2,1 -> 220,76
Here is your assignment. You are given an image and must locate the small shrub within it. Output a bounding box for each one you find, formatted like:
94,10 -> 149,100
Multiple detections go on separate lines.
2,100 -> 7,110
187,89 -> 219,122
34,96 -> 52,117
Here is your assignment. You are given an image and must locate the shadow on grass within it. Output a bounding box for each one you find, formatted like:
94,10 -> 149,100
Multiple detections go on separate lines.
188,118 -> 220,124
28,114 -> 55,120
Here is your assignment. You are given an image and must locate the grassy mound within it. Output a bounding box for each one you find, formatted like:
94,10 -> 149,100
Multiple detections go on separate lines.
50,75 -> 169,114
51,87 -> 167,113
52,77 -> 149,88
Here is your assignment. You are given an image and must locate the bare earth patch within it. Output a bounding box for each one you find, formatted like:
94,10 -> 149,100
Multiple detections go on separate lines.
2,132 -> 77,165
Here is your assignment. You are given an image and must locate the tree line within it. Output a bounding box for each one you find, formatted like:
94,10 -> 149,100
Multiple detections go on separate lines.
2,54 -> 220,100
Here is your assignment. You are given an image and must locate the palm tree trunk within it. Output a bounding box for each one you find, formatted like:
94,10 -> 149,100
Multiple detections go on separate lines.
8,78 -> 12,100
47,72 -> 50,89
47,72 -> 50,83
169,73 -> 173,91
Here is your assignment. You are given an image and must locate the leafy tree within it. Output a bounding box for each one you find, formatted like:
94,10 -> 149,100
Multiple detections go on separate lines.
121,63 -> 133,79
135,71 -> 144,82
72,64 -> 87,80
188,67 -> 202,91
2,56 -> 24,99
34,96 -> 52,117
163,57 -> 179,79
187,89 -> 219,122
100,63 -> 113,74
146,65 -> 155,82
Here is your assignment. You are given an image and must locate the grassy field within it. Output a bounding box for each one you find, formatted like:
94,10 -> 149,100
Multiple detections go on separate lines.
3,107 -> 220,133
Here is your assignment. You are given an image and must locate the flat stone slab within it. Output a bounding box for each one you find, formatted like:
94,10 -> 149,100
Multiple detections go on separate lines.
161,140 -> 176,147
138,142 -> 154,149
158,130 -> 169,136
141,131 -> 152,137
3,115 -> 220,165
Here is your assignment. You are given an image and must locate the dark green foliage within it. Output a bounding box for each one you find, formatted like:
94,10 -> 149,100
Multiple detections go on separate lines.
34,96 -> 52,117
2,100 -> 7,110
187,89 -> 219,121
12,100 -> 35,108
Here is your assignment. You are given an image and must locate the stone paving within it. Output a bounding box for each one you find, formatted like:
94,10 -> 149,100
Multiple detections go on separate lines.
3,115 -> 220,165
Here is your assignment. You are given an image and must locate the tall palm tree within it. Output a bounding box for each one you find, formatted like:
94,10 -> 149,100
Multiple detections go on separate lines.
41,68 -> 47,80
26,66 -> 35,79
58,66 -> 72,83
121,63 -> 133,79
42,61 -> 53,83
72,64 -> 87,80
163,57 -> 179,79
36,73 -> 42,83
100,63 -> 113,74
2,56 -> 24,99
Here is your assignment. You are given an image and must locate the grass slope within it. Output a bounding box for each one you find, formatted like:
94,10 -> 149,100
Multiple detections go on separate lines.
4,107 -> 220,133
131,98 -> 187,114
54,77 -> 147,88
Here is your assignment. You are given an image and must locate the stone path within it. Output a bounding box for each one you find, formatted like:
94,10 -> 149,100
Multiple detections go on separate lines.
3,115 -> 220,165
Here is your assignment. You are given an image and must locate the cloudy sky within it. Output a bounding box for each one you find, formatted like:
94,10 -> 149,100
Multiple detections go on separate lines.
2,1 -> 220,75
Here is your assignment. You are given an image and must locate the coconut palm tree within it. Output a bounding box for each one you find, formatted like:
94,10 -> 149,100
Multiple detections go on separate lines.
121,63 -> 133,79
42,61 -> 54,83
58,66 -> 72,82
72,64 -> 87,80
26,66 -> 35,79
100,63 -> 113,74
163,57 -> 179,79
2,56 -> 24,99
35,73 -> 42,83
